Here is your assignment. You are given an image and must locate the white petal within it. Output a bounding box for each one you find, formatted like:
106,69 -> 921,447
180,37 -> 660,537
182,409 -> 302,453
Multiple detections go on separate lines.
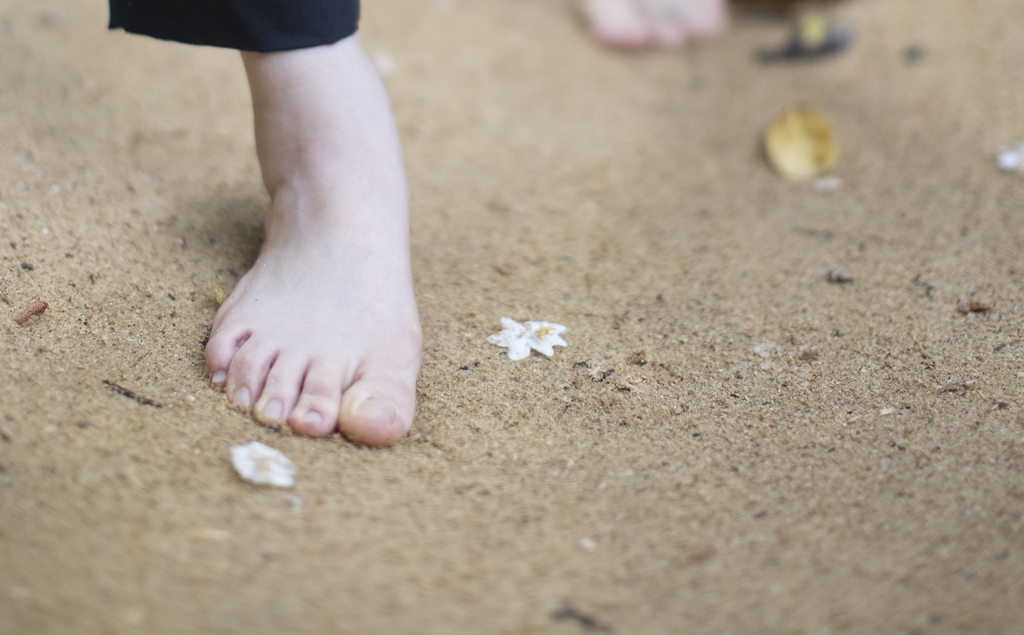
230,442 -> 295,488
490,318 -> 567,361
547,335 -> 568,348
500,317 -> 525,333
530,338 -> 555,357
507,339 -> 531,360
488,333 -> 514,347
998,146 -> 1024,172
547,323 -> 568,335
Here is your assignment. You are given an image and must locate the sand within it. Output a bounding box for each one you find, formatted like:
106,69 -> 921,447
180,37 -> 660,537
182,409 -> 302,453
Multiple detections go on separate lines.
2,0 -> 1023,632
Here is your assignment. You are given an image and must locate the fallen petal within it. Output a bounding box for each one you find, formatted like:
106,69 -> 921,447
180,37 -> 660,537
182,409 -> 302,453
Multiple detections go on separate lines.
487,332 -> 516,347
531,338 -> 556,357
230,441 -> 296,488
548,334 -> 569,349
507,339 -> 532,360
500,317 -> 525,332
998,145 -> 1024,173
489,318 -> 568,360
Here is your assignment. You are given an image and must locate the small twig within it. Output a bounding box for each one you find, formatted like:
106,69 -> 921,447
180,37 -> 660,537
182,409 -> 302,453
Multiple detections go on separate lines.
14,298 -> 47,325
551,603 -> 613,633
103,380 -> 164,408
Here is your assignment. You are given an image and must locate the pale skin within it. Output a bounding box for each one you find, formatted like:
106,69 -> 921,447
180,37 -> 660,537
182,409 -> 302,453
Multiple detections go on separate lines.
205,0 -> 726,446
206,35 -> 420,446
582,0 -> 728,49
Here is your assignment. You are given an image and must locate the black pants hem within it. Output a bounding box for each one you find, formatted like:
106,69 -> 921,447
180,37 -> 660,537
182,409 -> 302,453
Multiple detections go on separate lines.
108,0 -> 360,53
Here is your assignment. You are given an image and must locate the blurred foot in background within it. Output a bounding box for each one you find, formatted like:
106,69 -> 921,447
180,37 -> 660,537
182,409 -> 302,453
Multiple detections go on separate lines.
582,0 -> 728,49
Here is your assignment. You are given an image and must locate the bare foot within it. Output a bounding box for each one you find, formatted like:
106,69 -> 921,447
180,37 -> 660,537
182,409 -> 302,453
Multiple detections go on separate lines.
205,35 -> 421,446
582,0 -> 727,49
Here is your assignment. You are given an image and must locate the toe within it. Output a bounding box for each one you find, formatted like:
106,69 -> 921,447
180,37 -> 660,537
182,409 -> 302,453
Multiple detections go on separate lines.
253,352 -> 307,426
287,359 -> 345,438
338,372 -> 416,447
205,327 -> 249,387
583,0 -> 654,49
650,18 -> 686,47
225,339 -> 277,408
675,0 -> 727,41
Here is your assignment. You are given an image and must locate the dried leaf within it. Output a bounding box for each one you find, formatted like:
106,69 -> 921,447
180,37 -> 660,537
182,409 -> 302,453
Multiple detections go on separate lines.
213,282 -> 227,305
764,106 -> 839,181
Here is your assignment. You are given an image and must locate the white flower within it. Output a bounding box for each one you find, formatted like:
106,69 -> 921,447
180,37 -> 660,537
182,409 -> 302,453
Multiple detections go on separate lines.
487,317 -> 568,360
230,441 -> 296,488
998,145 -> 1024,173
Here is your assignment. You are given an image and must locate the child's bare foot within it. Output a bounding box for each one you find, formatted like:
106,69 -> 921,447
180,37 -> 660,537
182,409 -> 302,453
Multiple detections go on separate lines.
582,0 -> 727,48
205,35 -> 421,446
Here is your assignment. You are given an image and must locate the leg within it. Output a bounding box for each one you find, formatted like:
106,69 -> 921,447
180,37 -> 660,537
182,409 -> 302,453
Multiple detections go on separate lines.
205,34 -> 421,446
581,0 -> 728,49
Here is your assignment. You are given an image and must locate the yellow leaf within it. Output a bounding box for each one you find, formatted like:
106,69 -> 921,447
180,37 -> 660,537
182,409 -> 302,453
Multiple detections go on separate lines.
764,105 -> 839,182
213,282 -> 227,305
797,14 -> 828,49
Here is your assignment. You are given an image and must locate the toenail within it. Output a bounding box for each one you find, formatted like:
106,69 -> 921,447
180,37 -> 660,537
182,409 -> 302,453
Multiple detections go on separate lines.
212,370 -> 226,386
233,387 -> 251,408
357,400 -> 396,427
339,396 -> 404,445
263,399 -> 284,420
302,411 -> 323,426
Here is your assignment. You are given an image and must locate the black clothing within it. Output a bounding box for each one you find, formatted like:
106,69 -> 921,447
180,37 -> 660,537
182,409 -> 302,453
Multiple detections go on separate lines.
109,0 -> 359,52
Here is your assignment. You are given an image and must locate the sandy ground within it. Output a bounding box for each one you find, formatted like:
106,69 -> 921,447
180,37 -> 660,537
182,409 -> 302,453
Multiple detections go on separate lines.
2,0 -> 1023,633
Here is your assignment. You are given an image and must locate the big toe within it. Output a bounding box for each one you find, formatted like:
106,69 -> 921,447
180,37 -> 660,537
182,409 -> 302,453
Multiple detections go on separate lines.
338,379 -> 414,447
